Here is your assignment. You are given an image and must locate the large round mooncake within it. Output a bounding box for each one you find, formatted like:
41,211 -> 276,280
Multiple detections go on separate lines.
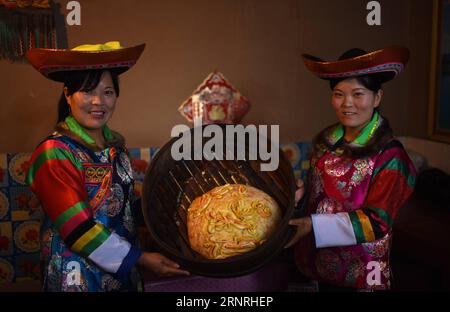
187,184 -> 281,259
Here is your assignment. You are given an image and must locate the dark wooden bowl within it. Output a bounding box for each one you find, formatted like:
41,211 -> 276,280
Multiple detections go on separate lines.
142,125 -> 295,277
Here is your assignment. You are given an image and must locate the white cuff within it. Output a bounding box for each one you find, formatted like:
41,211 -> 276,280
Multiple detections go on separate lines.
311,213 -> 357,248
88,233 -> 131,273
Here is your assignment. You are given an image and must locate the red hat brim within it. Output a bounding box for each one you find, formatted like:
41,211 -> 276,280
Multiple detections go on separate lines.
25,43 -> 145,82
302,46 -> 410,83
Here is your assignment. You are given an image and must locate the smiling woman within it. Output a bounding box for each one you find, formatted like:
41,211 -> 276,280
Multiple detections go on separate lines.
60,70 -> 119,149
23,41 -> 190,292
287,46 -> 417,291
330,77 -> 383,143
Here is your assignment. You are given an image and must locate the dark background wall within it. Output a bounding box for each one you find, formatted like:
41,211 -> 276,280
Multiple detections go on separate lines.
0,0 -> 433,152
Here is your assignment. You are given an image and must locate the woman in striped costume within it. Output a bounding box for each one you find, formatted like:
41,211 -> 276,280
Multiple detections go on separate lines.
286,47 -> 416,290
25,42 -> 189,291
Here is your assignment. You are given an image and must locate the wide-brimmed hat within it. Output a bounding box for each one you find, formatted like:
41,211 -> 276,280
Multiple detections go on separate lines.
25,41 -> 145,82
302,46 -> 409,84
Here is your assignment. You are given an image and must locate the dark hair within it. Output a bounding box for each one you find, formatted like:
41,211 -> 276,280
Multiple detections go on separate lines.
57,70 -> 120,123
329,74 -> 382,93
329,48 -> 383,92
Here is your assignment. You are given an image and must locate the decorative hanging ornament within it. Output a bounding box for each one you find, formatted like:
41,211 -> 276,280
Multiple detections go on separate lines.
0,1 -> 51,9
0,0 -> 57,62
178,71 -> 250,125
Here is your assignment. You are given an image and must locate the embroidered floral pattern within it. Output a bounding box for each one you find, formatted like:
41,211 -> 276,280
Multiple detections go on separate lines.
324,156 -> 352,177
123,202 -> 135,236
344,257 -> 365,286
299,148 -> 399,290
295,114 -> 415,290
61,269 -> 88,292
45,254 -> 63,291
101,274 -> 122,291
310,167 -> 323,202
95,150 -> 109,163
363,234 -> 390,258
315,250 -> 342,281
76,151 -> 90,163
350,159 -> 374,187
117,153 -> 133,184
317,197 -> 343,214
103,183 -> 124,217
38,134 -> 139,291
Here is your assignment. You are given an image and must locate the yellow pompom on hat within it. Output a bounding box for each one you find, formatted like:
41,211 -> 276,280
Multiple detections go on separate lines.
25,41 -> 145,82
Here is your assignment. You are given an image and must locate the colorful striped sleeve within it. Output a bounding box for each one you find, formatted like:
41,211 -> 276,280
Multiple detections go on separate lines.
348,144 -> 416,244
26,139 -> 141,280
311,143 -> 416,248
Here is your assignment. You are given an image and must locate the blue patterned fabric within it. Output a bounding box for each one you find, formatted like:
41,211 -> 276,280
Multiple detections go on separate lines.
37,135 -> 140,291
0,142 -> 310,286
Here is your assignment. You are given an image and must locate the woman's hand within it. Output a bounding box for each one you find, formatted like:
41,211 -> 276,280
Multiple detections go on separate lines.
284,217 -> 312,249
137,252 -> 190,277
294,179 -> 305,207
284,179 -> 309,249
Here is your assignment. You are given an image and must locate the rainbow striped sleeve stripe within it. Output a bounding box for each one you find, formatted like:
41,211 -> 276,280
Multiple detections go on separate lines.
348,144 -> 416,244
311,144 -> 416,248
26,138 -> 141,280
